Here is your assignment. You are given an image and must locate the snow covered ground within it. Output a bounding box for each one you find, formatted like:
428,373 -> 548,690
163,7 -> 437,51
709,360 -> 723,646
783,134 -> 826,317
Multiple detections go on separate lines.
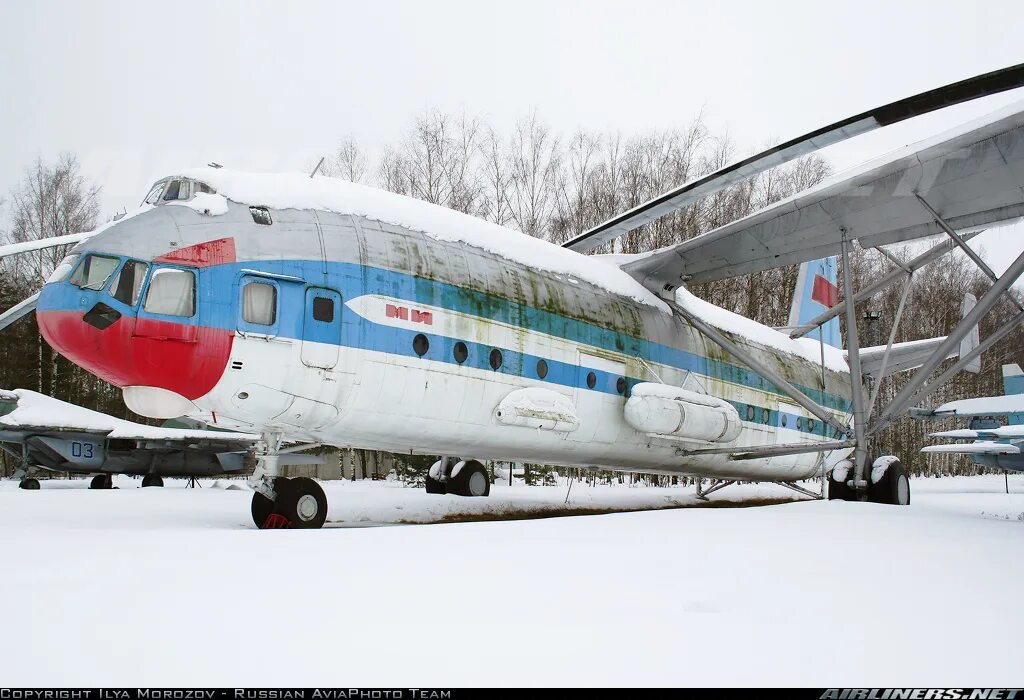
0,474 -> 1020,686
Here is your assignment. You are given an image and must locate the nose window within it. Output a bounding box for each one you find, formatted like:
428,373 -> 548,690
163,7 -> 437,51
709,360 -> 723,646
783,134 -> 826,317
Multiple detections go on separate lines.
144,268 -> 195,317
108,260 -> 149,306
47,254 -> 80,284
69,254 -> 120,291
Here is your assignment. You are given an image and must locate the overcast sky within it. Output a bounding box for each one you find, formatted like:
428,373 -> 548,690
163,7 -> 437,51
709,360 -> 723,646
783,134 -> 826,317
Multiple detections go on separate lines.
2,0 -> 1024,268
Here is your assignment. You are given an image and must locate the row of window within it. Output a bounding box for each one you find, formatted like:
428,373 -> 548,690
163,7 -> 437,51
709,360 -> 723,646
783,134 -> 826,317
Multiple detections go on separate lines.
409,334 -> 630,394
69,254 -> 195,318
743,403 -> 823,433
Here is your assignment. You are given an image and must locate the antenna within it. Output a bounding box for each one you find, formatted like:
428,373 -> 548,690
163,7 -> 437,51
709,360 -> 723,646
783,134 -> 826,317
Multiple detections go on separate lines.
207,162 -> 223,169
309,156 -> 325,179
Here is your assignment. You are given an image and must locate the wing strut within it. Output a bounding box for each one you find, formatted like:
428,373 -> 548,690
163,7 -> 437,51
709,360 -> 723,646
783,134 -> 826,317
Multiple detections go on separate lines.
665,295 -> 849,437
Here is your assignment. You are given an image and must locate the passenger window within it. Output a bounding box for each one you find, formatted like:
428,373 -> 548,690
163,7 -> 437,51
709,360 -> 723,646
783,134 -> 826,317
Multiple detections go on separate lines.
243,282 -> 277,325
69,254 -> 120,291
144,268 -> 195,317
108,260 -> 149,306
312,296 -> 334,322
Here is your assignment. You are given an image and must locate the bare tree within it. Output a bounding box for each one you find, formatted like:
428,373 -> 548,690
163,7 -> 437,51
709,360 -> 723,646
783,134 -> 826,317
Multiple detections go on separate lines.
325,135 -> 367,183
507,112 -> 561,239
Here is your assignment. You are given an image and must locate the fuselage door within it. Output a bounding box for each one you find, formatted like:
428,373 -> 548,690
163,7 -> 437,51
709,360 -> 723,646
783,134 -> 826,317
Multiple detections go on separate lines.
301,287 -> 342,369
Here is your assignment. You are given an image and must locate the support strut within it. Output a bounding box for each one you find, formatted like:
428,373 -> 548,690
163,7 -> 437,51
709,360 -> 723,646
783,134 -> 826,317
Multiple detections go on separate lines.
840,232 -> 870,491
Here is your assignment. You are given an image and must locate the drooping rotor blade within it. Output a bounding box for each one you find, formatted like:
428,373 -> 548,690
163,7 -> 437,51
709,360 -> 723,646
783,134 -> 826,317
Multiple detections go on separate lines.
0,292 -> 40,332
563,62 -> 1024,253
0,231 -> 93,261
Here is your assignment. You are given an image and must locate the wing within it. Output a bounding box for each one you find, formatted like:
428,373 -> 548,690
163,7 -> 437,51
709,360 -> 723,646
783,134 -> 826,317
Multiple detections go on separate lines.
0,388 -> 258,447
621,102 -> 1024,290
930,426 -> 1024,439
928,394 -> 1024,418
921,441 -> 1021,455
0,231 -> 94,260
563,63 -> 1024,254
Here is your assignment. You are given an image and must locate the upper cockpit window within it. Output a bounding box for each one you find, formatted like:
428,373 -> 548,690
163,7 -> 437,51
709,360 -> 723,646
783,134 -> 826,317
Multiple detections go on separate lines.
144,268 -> 195,317
163,180 -> 190,201
249,206 -> 272,225
69,254 -> 120,291
108,260 -> 150,306
144,182 -> 166,205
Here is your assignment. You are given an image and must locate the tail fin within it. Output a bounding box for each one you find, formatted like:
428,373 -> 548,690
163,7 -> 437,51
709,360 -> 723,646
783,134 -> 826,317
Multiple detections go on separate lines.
788,257 -> 842,348
1002,364 -> 1024,426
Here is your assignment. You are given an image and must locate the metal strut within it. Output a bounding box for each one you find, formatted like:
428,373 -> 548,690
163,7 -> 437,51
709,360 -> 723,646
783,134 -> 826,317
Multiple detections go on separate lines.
840,231 -> 870,492
696,478 -> 735,500
777,480 -> 824,499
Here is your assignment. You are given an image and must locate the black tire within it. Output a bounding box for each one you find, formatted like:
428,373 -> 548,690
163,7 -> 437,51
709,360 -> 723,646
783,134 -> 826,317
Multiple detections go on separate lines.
141,474 -> 164,488
274,477 -> 328,529
446,460 -> 490,497
19,478 -> 40,490
868,459 -> 911,506
827,464 -> 856,501
251,490 -> 276,529
425,460 -> 447,494
90,474 -> 113,490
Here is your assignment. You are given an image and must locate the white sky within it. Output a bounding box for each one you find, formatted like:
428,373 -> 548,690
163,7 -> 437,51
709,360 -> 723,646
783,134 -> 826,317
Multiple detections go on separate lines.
2,0 -> 1024,270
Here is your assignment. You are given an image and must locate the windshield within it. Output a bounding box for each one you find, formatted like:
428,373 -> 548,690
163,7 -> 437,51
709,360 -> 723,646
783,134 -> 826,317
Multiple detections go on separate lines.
143,182 -> 165,205
68,254 -> 120,291
46,254 -> 80,284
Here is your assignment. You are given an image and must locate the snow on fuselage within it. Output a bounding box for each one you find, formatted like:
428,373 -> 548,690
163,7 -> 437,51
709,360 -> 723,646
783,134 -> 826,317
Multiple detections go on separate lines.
36,174 -> 854,481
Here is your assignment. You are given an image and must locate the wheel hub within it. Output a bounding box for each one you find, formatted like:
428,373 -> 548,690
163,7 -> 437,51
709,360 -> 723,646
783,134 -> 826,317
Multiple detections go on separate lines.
469,470 -> 487,496
296,493 -> 320,521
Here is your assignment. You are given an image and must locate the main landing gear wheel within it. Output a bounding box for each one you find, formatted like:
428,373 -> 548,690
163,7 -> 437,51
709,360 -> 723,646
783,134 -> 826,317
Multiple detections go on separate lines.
869,458 -> 911,506
19,478 -> 40,490
90,474 -> 113,490
827,460 -> 856,501
141,475 -> 164,488
425,460 -> 447,494
446,460 -> 490,497
251,477 -> 328,529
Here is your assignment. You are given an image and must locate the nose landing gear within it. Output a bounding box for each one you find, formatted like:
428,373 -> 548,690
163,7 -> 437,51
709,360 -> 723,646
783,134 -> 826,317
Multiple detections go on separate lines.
248,435 -> 329,529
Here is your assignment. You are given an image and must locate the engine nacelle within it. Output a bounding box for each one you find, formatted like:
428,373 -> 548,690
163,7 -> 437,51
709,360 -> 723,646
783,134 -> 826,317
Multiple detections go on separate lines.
624,383 -> 741,443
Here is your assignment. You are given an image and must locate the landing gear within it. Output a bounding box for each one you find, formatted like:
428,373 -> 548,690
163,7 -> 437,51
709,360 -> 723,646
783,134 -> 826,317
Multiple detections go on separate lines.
248,434 -> 330,529
827,460 -> 857,501
869,457 -> 910,506
141,475 -> 164,488
19,478 -> 40,490
90,474 -> 113,490
250,477 -> 328,529
425,458 -> 490,497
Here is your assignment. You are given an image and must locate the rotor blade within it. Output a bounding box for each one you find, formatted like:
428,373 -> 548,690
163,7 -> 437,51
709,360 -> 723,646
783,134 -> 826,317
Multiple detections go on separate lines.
0,292 -> 39,332
563,62 -> 1024,253
0,231 -> 93,261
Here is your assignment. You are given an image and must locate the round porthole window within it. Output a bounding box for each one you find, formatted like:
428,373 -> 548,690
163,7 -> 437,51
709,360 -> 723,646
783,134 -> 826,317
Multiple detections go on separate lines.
489,348 -> 503,370
762,408 -> 770,424
413,334 -> 429,357
747,405 -> 755,421
586,371 -> 597,389
536,358 -> 548,379
616,377 -> 627,394
453,341 -> 468,364
797,417 -> 804,430
780,415 -> 787,428
808,419 -> 816,432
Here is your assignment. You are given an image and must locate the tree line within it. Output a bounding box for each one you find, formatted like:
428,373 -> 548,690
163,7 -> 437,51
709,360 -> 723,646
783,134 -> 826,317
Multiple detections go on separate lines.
2,109 -> 1022,479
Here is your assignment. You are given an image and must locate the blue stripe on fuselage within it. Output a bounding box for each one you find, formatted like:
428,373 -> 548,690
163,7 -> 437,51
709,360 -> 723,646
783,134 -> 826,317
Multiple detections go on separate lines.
39,257 -> 852,415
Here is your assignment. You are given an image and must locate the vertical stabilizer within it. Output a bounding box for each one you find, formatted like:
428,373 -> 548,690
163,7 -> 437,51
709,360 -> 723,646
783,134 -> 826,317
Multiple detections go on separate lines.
1002,363 -> 1024,426
788,257 -> 842,348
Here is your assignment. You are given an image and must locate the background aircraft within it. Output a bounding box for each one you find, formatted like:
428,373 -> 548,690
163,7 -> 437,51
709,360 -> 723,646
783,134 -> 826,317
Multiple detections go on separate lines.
2,64 -> 1024,528
920,363 -> 1024,472
0,389 -> 260,489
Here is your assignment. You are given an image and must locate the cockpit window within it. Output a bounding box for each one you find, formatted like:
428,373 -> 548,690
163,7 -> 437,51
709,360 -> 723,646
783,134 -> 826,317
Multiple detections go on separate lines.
162,180 -> 190,201
108,260 -> 150,306
69,254 -> 120,291
144,268 -> 195,317
144,182 -> 166,205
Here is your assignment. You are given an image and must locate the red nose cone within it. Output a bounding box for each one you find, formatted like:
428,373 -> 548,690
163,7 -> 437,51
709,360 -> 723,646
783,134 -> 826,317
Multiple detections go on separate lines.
37,309 -> 233,401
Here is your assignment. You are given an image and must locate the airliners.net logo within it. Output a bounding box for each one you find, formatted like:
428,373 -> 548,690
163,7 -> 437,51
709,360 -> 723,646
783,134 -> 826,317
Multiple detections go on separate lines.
821,691 -> 1021,700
